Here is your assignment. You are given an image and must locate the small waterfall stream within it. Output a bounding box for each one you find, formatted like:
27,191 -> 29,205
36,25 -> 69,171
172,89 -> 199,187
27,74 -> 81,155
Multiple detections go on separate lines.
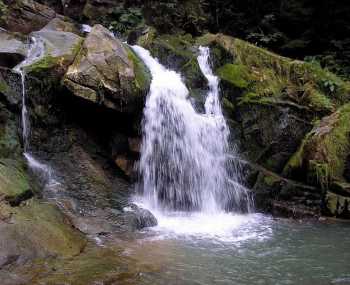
13,37 -> 57,187
132,45 -> 252,236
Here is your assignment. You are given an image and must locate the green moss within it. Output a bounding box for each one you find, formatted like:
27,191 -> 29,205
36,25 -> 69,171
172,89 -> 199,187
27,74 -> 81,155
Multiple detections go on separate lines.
222,97 -> 235,113
137,26 -> 157,47
70,37 -> 84,57
264,174 -> 281,187
303,83 -> 334,112
0,80 -> 8,93
26,54 -> 58,74
157,34 -> 195,59
12,199 -> 86,257
309,160 -> 330,190
216,64 -> 249,88
286,103 -> 350,189
0,159 -> 29,198
29,245 -> 127,285
316,104 -> 350,179
325,190 -> 350,217
0,0 -> 8,20
201,33 -> 349,114
126,47 -> 151,92
282,133 -> 310,176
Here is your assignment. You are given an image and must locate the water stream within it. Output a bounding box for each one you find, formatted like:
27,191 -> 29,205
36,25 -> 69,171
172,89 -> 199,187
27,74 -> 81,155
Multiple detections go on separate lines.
132,45 -> 250,214
13,37 -> 58,187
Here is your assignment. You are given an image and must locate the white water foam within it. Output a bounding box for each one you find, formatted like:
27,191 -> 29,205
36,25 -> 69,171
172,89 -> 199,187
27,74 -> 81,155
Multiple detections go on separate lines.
130,45 -> 258,240
132,45 -> 251,215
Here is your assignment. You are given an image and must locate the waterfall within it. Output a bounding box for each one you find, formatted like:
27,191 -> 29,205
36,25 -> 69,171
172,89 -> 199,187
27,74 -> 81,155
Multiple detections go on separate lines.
132,45 -> 251,214
13,37 -> 57,186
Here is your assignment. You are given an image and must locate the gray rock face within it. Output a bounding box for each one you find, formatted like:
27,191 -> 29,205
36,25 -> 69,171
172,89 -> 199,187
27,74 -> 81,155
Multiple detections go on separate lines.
0,30 -> 27,68
63,24 -> 150,113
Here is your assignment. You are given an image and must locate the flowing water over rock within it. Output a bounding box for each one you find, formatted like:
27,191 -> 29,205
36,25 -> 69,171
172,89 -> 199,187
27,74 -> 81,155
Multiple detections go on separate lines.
130,45 -> 255,241
132,45 -> 250,214
13,37 -> 58,187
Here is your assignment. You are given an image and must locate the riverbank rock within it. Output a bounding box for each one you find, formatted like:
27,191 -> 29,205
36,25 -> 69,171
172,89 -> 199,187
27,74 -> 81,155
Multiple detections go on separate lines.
63,24 -> 150,113
0,159 -> 86,268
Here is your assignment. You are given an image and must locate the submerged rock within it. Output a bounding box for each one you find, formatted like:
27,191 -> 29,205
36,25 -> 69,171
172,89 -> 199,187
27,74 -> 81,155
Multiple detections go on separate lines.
121,204 -> 157,230
64,24 -> 150,113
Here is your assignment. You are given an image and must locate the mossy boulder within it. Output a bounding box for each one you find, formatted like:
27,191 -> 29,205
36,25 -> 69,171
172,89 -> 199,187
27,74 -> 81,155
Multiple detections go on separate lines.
24,22 -> 83,76
0,160 -> 86,267
325,190 -> 350,218
0,159 -> 30,198
284,103 -> 350,190
64,24 -> 150,113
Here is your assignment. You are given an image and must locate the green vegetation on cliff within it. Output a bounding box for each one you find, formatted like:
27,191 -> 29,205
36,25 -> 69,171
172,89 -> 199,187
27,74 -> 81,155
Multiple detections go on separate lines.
285,103 -> 350,189
198,34 -> 350,115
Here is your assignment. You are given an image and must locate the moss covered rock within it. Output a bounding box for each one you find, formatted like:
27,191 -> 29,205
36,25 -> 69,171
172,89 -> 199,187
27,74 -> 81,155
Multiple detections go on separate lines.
24,21 -> 83,76
284,103 -> 350,189
64,24 -> 150,113
0,159 -> 86,267
193,33 -> 350,218
198,33 -> 350,114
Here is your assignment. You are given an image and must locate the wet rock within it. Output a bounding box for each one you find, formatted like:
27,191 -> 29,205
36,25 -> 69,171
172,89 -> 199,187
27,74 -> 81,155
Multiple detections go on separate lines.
64,24 -> 150,113
0,160 -> 86,268
121,204 -> 157,230
24,23 -> 83,76
325,191 -> 350,219
0,30 -> 27,68
1,0 -> 56,34
246,162 -> 323,218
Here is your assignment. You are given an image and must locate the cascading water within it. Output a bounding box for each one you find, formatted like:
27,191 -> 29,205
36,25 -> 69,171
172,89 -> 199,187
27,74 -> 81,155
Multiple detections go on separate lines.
13,37 -> 57,186
132,45 -> 251,217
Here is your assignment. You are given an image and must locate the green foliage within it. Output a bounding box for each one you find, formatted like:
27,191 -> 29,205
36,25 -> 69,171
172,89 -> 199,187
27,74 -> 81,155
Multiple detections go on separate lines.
321,79 -> 339,94
0,0 -> 8,22
285,104 -> 350,189
109,7 -> 143,35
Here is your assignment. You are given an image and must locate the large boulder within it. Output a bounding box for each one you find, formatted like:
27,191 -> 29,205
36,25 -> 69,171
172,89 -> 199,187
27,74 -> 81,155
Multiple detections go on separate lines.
1,0 -> 56,34
22,18 -> 83,76
0,159 -> 86,267
63,24 -> 150,113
